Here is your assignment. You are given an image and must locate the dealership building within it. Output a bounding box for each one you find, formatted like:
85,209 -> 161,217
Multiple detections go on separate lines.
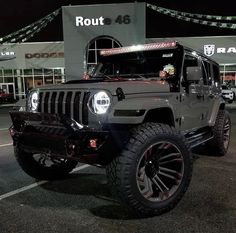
1,2 -> 236,100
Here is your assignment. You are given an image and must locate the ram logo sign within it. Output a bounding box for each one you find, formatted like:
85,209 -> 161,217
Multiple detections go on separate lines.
204,45 -> 215,57
204,44 -> 236,56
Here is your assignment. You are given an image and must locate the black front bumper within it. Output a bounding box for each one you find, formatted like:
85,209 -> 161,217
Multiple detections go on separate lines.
9,111 -> 109,159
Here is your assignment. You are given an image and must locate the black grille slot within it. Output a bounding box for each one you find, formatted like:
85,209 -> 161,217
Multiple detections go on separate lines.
38,92 -> 43,112
43,92 -> 50,113
38,90 -> 89,125
58,92 -> 64,114
50,92 -> 57,114
73,92 -> 81,123
82,92 -> 90,125
65,92 -> 72,117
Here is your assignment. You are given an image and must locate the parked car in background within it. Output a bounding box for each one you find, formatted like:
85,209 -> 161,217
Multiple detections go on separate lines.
230,86 -> 236,100
221,84 -> 235,103
0,89 -> 15,104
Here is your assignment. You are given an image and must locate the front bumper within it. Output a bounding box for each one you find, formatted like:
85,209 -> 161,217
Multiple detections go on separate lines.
9,111 -> 109,160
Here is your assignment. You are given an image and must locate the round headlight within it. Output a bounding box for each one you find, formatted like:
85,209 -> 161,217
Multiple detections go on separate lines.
91,91 -> 111,114
28,90 -> 39,111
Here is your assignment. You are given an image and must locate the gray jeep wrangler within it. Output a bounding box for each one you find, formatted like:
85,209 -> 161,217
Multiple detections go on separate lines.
9,41 -> 231,216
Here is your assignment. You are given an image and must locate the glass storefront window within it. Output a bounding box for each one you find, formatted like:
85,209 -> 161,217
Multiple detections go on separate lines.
224,65 -> 236,71
86,36 -> 121,72
45,76 -> 54,85
4,77 -> 14,83
219,66 -> 225,72
34,77 -> 43,87
44,69 -> 53,76
88,51 -> 96,64
220,64 -> 236,86
224,72 -> 235,81
33,69 -> 43,75
4,69 -> 13,76
54,69 -> 62,75
224,72 -> 236,86
24,69 -> 33,76
0,67 -> 64,100
25,77 -> 34,90
55,76 -> 62,84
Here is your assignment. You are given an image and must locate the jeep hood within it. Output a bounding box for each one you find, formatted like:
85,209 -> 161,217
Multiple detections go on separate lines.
39,80 -> 170,95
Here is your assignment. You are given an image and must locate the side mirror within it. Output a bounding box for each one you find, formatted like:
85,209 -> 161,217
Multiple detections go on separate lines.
186,67 -> 201,82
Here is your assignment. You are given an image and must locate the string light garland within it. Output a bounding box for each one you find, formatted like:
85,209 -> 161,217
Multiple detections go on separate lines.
0,8 -> 61,44
147,3 -> 236,29
1,3 -> 236,47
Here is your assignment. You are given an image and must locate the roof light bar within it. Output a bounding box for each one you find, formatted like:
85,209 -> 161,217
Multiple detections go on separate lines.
100,41 -> 177,56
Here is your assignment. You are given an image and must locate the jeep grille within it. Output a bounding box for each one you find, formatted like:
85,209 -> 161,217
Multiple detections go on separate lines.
38,91 -> 90,125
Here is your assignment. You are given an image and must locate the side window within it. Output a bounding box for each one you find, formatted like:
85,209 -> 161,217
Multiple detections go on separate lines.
201,60 -> 211,85
212,64 -> 220,87
183,54 -> 199,83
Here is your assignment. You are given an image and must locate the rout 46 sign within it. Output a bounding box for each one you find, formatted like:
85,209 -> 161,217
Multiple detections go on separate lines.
75,15 -> 131,27
204,44 -> 236,56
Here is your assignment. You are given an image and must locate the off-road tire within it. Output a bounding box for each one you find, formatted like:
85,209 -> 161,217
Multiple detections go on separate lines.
207,110 -> 231,156
15,146 -> 78,180
106,123 -> 193,217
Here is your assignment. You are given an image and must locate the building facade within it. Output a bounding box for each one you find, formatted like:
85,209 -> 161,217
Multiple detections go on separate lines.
0,42 -> 65,100
62,2 -> 146,79
1,2 -> 236,100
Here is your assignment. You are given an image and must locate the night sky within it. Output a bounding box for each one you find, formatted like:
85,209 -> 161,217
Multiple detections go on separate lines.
1,0 -> 236,42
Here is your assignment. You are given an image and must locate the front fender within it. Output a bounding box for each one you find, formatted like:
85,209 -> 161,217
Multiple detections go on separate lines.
107,97 -> 174,124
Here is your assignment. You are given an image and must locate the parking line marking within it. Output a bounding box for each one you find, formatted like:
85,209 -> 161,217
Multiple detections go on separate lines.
0,143 -> 13,148
0,164 -> 90,201
72,164 -> 91,173
0,181 -> 48,201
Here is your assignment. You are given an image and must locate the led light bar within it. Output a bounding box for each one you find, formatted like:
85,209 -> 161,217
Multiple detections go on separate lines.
100,41 -> 177,56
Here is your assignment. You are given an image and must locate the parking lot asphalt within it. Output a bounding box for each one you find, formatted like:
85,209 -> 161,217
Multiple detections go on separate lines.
0,106 -> 235,233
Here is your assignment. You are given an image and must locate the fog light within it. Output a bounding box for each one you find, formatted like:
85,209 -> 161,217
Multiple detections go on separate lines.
9,127 -> 15,137
9,129 -> 14,137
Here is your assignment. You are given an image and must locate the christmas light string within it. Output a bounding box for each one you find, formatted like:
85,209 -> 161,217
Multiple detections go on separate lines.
0,8 -> 61,44
147,3 -> 236,29
1,3 -> 236,48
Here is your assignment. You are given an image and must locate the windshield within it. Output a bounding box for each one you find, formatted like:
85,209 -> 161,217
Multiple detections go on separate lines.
90,49 -> 181,80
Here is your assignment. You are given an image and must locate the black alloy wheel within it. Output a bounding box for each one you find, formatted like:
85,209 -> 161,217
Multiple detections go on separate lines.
106,123 -> 193,217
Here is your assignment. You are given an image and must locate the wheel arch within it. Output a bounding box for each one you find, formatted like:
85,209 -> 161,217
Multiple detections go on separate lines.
208,100 -> 226,127
143,107 -> 175,127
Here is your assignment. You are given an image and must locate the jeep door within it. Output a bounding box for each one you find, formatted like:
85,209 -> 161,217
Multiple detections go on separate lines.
179,52 -> 209,131
200,58 -> 218,126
